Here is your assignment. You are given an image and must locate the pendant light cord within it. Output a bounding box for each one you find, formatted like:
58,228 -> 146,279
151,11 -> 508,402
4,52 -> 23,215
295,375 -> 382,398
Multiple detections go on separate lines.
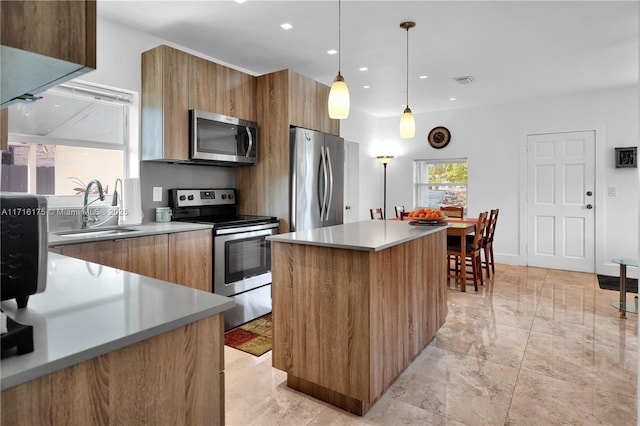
405,26 -> 409,108
338,0 -> 342,74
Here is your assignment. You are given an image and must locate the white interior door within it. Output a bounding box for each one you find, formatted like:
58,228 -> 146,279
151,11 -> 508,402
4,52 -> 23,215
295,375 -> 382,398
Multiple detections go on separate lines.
343,141 -> 359,223
527,131 -> 595,272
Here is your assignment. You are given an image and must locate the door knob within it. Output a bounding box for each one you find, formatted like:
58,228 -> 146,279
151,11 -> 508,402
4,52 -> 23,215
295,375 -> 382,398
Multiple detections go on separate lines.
586,204 -> 593,209
345,205 -> 351,210
586,191 -> 593,196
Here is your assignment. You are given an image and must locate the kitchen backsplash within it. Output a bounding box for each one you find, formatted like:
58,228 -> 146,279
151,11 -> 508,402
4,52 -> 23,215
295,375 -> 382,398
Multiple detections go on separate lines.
139,161 -> 235,223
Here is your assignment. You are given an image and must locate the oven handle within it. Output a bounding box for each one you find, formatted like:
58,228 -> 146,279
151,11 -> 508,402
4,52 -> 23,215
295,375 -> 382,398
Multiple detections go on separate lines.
215,222 -> 279,236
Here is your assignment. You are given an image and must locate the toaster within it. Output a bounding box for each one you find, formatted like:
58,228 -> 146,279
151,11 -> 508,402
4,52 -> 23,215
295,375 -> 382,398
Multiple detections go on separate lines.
0,192 -> 48,308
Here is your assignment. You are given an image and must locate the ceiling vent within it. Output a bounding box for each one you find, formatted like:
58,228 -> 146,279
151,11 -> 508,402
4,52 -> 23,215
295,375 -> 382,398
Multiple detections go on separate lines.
453,75 -> 476,85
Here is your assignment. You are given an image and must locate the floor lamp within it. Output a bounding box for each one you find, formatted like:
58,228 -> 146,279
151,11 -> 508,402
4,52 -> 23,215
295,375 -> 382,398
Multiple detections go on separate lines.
376,156 -> 394,219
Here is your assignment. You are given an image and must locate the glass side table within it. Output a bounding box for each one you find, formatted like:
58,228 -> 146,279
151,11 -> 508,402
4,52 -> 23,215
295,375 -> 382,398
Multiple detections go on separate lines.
611,258 -> 639,319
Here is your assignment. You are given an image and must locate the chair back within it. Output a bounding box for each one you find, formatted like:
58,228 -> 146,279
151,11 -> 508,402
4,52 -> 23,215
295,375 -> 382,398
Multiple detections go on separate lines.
441,206 -> 464,219
484,209 -> 499,244
471,212 -> 488,250
370,208 -> 384,220
394,205 -> 405,218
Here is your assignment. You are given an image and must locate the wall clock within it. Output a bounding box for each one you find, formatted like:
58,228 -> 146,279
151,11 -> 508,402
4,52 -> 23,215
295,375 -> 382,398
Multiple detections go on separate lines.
428,126 -> 451,149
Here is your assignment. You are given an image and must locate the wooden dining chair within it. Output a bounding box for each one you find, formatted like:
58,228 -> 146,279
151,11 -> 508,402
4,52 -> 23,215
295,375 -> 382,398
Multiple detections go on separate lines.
447,211 -> 488,291
441,206 -> 464,219
369,208 -> 384,220
394,205 -> 405,218
481,209 -> 500,277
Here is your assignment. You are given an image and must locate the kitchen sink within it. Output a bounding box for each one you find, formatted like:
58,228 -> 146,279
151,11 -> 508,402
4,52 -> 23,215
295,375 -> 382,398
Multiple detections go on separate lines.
56,227 -> 138,238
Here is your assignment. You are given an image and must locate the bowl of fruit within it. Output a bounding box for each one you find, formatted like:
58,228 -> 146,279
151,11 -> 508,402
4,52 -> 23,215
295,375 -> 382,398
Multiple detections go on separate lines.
406,208 -> 448,225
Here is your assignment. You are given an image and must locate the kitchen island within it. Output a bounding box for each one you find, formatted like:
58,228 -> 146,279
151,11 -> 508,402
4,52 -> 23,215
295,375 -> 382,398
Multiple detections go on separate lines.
268,220 -> 448,415
1,252 -> 234,425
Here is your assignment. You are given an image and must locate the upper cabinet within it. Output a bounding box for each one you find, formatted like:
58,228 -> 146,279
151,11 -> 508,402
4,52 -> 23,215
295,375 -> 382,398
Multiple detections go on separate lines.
141,45 -> 191,161
141,45 -> 257,162
0,0 -> 96,107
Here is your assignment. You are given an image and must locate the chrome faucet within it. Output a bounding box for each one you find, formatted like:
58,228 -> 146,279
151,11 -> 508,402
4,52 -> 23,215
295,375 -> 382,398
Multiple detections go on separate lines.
81,179 -> 105,229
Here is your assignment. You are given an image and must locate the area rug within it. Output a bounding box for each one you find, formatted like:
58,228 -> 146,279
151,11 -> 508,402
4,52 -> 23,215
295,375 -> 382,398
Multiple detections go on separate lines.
224,313 -> 272,357
597,275 -> 638,293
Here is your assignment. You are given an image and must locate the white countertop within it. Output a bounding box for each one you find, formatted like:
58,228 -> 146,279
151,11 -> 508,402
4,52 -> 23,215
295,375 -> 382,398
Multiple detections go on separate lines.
0,253 -> 234,391
268,220 -> 448,251
48,221 -> 213,246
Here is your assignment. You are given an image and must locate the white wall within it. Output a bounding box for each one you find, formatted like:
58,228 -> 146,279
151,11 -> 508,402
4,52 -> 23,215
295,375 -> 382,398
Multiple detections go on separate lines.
342,87 -> 639,277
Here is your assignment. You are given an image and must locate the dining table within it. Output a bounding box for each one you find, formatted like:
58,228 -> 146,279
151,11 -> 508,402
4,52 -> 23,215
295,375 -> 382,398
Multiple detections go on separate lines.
395,214 -> 477,292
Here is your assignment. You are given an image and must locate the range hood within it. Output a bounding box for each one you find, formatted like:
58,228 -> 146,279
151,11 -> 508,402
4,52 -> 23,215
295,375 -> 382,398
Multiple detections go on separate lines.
0,45 -> 93,108
8,82 -> 131,144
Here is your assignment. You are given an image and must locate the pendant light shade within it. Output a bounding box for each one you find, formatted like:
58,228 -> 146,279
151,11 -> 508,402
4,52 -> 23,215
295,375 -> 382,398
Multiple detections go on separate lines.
399,106 -> 415,138
399,21 -> 416,139
328,0 -> 350,119
329,72 -> 350,119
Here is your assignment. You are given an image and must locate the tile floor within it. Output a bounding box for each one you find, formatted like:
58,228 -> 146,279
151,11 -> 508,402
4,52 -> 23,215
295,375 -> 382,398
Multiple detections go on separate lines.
225,264 -> 638,425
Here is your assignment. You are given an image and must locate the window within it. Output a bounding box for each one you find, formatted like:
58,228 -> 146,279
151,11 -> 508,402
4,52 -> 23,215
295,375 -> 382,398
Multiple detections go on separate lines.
2,81 -> 133,197
414,159 -> 468,210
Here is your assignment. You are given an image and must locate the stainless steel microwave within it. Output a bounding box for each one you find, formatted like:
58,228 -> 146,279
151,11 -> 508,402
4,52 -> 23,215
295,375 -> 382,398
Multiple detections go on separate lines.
189,109 -> 258,166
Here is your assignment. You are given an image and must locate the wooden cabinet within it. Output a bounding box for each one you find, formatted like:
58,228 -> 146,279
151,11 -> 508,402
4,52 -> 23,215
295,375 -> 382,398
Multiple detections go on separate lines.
168,230 -> 213,292
272,229 -> 447,415
141,45 -> 190,161
189,56 -> 256,120
53,240 -> 118,269
236,70 -> 339,232
115,235 -> 169,281
2,313 -> 225,426
141,45 -> 257,162
50,230 -> 212,291
0,0 -> 96,106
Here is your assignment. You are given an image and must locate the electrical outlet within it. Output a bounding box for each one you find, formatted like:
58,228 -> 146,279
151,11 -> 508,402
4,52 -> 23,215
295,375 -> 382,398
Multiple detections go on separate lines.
153,186 -> 163,202
608,187 -> 616,197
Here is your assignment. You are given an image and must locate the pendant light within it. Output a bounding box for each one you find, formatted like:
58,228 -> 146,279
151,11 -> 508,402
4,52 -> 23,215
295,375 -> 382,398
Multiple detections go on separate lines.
399,21 -> 416,138
328,0 -> 350,119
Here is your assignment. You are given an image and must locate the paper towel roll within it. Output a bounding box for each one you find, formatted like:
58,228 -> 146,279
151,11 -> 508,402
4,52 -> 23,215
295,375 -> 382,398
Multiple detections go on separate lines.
119,178 -> 143,225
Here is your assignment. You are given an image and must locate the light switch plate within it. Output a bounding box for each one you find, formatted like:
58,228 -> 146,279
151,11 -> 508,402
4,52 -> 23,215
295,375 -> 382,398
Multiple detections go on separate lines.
153,186 -> 163,202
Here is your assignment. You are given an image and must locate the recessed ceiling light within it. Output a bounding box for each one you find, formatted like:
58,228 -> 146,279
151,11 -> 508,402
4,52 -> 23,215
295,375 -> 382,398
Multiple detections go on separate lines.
363,85 -> 370,89
359,67 -> 368,71
449,97 -> 457,101
280,23 -> 293,30
327,49 -> 337,55
419,75 -> 428,79
234,0 -> 247,3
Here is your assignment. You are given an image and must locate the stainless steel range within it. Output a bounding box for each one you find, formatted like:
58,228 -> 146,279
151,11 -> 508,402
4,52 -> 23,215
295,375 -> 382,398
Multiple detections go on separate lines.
169,188 -> 278,331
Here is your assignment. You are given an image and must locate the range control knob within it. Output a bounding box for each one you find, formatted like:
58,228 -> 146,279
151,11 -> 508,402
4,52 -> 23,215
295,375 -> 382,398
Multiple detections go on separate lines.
188,195 -> 194,201
228,193 -> 234,199
179,195 -> 186,201
221,194 -> 227,199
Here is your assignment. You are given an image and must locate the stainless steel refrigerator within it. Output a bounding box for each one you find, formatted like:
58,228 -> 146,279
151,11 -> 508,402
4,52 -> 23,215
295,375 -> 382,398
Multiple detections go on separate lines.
290,127 -> 344,231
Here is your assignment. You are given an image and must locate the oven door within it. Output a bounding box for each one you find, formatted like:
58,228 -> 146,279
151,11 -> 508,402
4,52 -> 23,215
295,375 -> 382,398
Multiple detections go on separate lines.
214,224 -> 276,297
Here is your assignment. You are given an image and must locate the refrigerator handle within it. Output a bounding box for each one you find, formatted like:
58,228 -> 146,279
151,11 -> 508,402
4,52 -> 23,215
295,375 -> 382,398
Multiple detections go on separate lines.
321,146 -> 329,220
324,146 -> 334,221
